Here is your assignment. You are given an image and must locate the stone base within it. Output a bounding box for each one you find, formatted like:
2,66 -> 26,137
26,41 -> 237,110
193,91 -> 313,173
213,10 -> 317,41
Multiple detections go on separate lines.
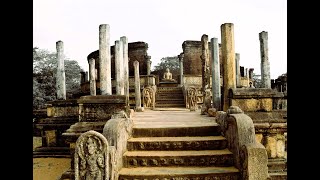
33,147 -> 70,158
135,107 -> 144,112
159,81 -> 178,87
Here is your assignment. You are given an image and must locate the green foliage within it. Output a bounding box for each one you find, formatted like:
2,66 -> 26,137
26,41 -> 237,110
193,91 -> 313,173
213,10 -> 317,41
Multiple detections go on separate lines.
152,56 -> 180,80
33,47 -> 83,109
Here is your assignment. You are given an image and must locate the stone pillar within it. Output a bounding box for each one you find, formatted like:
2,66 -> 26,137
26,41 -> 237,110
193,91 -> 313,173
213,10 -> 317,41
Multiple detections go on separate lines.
120,36 -> 129,102
56,40 -> 66,100
146,55 -> 151,86
80,71 -> 86,83
235,53 -> 240,87
99,24 -> 112,95
211,38 -> 221,110
249,68 -> 254,79
115,40 -> 124,95
246,68 -> 250,87
179,53 -> 184,86
146,55 -> 151,75
201,34 -> 210,94
259,31 -> 271,89
221,23 -> 236,111
134,61 -> 143,112
89,58 -> 96,96
85,71 -> 88,82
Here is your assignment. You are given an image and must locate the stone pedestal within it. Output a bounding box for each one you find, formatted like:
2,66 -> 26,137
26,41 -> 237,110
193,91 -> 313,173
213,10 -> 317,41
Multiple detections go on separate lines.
33,99 -> 79,157
159,80 -> 178,87
77,95 -> 127,122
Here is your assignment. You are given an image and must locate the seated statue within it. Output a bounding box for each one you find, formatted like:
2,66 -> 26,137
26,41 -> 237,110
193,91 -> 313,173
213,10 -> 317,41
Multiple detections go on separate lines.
162,68 -> 176,82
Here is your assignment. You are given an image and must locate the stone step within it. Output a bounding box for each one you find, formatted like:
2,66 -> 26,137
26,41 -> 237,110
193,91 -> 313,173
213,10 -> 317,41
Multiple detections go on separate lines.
157,91 -> 183,93
33,149 -> 71,158
123,149 -> 234,167
156,94 -> 184,98
34,146 -> 70,152
157,91 -> 183,94
155,104 -> 186,108
156,100 -> 185,104
157,87 -> 182,90
127,136 -> 227,151
119,166 -> 239,179
132,124 -> 220,137
269,172 -> 287,180
268,158 -> 287,172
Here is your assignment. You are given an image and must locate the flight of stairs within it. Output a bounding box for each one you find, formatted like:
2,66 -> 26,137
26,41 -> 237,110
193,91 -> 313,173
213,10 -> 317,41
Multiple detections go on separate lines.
155,87 -> 185,108
118,113 -> 240,179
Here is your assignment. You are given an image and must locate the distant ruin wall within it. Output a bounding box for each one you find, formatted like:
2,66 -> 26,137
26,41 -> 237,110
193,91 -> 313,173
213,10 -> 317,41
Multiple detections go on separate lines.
87,42 -> 149,79
182,41 -> 222,76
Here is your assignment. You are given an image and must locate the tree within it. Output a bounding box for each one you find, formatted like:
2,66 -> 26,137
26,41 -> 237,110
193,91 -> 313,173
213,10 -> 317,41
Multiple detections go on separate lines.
33,47 -> 83,109
152,56 -> 180,80
252,73 -> 262,88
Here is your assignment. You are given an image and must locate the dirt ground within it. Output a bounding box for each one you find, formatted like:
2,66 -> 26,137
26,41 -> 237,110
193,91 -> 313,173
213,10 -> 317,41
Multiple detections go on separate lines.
33,137 -> 71,180
33,157 -> 71,180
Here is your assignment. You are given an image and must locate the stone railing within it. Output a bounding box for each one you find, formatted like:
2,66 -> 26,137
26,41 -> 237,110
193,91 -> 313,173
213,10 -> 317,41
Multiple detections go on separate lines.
102,117 -> 133,180
217,106 -> 269,180
74,130 -> 110,180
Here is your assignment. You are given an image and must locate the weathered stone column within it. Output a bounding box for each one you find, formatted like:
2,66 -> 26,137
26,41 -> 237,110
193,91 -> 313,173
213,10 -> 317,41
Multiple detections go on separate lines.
120,36 -> 129,101
146,55 -> 151,86
89,58 -> 96,96
56,40 -> 66,100
99,24 -> 112,95
221,23 -> 236,111
80,71 -> 86,84
211,38 -> 221,110
249,68 -> 254,79
246,68 -> 250,87
85,71 -> 88,82
134,61 -> 143,112
179,53 -> 184,86
259,31 -> 271,88
115,40 -> 124,95
235,53 -> 240,87
201,34 -> 210,94
146,55 -> 151,75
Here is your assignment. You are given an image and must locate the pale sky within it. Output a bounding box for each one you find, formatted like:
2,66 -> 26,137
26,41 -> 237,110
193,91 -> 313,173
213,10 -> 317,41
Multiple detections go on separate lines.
33,0 -> 287,79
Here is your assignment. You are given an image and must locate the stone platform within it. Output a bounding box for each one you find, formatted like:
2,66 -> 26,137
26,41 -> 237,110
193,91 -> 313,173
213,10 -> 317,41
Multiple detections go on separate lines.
158,81 -> 178,87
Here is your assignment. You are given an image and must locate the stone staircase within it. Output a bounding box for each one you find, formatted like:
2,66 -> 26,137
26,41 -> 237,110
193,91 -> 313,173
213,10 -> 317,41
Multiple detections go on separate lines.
155,87 -> 185,108
118,110 -> 240,179
268,158 -> 287,180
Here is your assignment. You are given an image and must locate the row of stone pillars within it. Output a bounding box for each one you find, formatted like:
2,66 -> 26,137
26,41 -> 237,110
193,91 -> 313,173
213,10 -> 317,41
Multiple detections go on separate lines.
89,24 -> 143,111
88,25 -> 130,98
54,24 -> 145,111
196,23 -> 271,111
54,24 -> 271,112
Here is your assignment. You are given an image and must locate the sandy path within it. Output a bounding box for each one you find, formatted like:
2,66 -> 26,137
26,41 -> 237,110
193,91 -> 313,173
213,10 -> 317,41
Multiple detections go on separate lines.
33,158 -> 71,180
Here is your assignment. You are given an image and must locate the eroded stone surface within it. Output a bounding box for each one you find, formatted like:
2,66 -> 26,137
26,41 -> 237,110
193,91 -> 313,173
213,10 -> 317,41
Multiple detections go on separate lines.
74,130 -> 109,180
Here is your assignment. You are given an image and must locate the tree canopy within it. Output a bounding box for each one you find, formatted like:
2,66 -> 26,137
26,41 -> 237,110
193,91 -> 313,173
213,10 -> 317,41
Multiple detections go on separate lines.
152,56 -> 180,80
33,47 -> 83,109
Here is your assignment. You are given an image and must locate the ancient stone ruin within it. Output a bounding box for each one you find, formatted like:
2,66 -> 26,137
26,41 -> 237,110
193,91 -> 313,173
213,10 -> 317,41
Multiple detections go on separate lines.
33,22 -> 287,180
